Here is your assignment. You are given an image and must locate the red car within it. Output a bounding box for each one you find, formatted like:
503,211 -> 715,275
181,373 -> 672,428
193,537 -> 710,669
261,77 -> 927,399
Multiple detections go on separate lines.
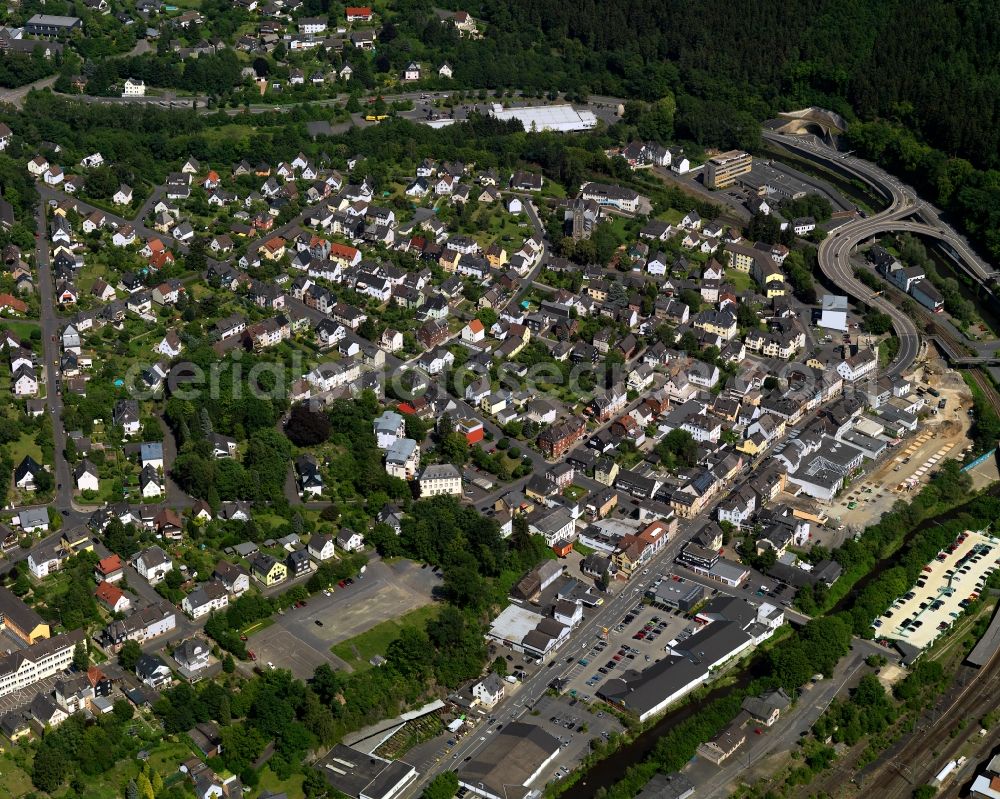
338,580 -> 347,588
247,650 -> 256,661
240,634 -> 248,641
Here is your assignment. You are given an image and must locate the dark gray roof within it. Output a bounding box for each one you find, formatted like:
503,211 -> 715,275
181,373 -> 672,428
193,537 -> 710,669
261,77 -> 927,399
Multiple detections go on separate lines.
0,585 -> 45,635
672,620 -> 751,666
636,773 -> 695,799
458,722 -> 559,798
599,654 -> 707,717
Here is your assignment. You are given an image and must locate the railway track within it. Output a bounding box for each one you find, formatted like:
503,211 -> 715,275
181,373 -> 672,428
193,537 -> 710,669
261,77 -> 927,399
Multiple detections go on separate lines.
857,658 -> 1000,799
917,304 -> 1000,415
966,367 -> 1000,416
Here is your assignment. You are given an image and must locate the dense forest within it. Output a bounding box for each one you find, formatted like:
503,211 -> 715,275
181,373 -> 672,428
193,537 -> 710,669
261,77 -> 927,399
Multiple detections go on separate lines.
430,0 -> 1000,169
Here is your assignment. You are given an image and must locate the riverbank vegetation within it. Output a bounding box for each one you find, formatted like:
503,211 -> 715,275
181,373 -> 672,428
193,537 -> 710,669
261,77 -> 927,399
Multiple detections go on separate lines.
566,466 -> 995,799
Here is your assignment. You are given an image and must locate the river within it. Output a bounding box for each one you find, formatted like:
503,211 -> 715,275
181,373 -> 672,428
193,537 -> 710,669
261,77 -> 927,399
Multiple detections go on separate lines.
562,653 -> 771,799
565,485 -> 1000,798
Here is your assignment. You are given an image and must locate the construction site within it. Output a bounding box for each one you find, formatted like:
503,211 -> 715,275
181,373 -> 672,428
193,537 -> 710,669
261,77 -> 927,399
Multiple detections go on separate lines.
829,357 -> 982,531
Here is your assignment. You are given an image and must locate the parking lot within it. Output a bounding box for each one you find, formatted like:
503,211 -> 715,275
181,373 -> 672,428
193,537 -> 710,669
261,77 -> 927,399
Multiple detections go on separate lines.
247,557 -> 441,678
875,529 -> 1000,649
245,626 -> 340,679
0,672 -> 62,715
559,599 -> 696,699
528,694 -> 624,786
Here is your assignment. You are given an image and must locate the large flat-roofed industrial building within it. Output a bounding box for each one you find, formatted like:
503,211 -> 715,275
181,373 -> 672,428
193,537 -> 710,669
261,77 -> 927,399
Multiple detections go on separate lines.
458,722 -> 561,799
316,745 -> 418,799
705,150 -> 753,189
600,653 -> 709,722
736,160 -> 812,201
489,104 -> 598,132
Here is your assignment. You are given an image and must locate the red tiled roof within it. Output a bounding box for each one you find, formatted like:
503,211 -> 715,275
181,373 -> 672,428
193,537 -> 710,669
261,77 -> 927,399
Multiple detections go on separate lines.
97,554 -> 123,574
94,580 -> 126,606
0,294 -> 27,313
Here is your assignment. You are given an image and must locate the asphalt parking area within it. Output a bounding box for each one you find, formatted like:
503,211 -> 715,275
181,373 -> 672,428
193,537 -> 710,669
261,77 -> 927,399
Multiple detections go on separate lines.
876,529 -> 1000,649
247,627 -> 344,680
529,695 -> 624,785
559,601 -> 695,699
292,579 -> 431,648
248,557 -> 440,676
0,673 -> 62,714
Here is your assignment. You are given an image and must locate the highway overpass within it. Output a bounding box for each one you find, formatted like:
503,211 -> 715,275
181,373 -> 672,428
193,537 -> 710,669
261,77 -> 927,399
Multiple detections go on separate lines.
763,130 -> 999,377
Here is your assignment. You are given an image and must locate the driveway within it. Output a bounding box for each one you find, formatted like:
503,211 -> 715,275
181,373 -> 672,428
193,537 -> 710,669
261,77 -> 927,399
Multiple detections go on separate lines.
156,417 -> 190,507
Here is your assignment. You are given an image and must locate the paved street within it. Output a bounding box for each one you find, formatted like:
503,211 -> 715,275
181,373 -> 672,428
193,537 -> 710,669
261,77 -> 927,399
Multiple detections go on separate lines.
762,130 -> 994,377
689,651 -> 868,797
0,75 -> 57,107
33,201 -> 73,511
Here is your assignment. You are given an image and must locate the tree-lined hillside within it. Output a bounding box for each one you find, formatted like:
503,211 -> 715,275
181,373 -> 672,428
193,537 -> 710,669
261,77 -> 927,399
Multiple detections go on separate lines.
439,0 -> 1000,168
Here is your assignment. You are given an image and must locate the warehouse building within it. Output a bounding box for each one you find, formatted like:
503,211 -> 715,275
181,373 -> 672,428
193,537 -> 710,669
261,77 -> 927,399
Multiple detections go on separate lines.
458,722 -> 560,799
316,745 -> 418,799
490,103 -> 598,132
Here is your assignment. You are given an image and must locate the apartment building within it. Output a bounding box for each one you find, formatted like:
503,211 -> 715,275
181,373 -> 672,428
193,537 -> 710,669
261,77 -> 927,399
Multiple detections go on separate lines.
705,150 -> 753,190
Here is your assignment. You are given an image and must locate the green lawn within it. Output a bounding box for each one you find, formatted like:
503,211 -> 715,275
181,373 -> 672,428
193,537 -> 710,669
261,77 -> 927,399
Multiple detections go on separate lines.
540,181 -> 567,199
449,205 -> 529,254
258,767 -> 305,799
75,736 -> 191,799
77,261 -> 109,294
724,268 -> 753,294
254,512 -> 291,530
0,753 -> 32,799
331,604 -> 440,671
0,320 -> 40,340
10,431 -> 42,464
658,207 -> 684,225
142,738 -> 194,777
